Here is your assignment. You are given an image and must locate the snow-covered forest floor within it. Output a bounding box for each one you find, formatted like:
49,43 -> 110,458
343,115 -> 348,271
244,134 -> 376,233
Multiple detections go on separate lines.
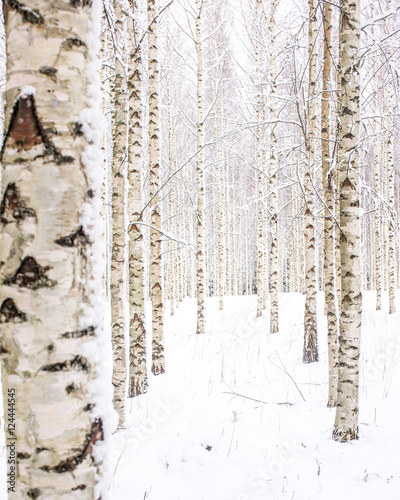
1,291 -> 399,499
102,291 -> 400,500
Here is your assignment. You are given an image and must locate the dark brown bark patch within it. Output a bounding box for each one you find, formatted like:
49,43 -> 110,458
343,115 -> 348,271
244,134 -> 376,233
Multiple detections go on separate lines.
27,489 -> 42,499
0,298 -> 27,323
7,0 -> 44,23
40,418 -> 103,474
4,257 -> 56,289
72,485 -> 87,491
41,355 -> 89,372
1,183 -> 37,224
64,38 -> 86,49
39,66 -> 57,82
17,452 -> 31,459
1,94 -> 75,164
55,226 -> 91,247
2,95 -> 43,152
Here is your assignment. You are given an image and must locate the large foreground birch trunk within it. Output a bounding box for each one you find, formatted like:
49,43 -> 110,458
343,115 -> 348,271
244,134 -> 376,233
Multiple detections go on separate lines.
0,0 -> 107,496
333,0 -> 362,442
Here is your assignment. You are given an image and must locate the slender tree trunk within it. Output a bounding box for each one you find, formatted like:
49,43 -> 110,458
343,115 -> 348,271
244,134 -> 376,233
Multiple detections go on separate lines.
127,5 -> 147,397
322,0 -> 338,407
195,0 -> 205,334
333,0 -> 362,443
0,1 -> 106,496
148,0 -> 165,371
111,0 -> 128,426
303,0 -> 318,363
269,0 -> 279,333
373,62 -> 382,310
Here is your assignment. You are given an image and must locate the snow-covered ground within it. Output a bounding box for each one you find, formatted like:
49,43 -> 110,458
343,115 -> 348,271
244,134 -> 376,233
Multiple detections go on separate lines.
104,291 -> 400,500
1,290 -> 399,499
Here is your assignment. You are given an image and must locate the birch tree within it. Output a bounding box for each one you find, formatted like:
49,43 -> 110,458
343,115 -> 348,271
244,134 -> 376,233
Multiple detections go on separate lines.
127,2 -> 147,397
303,0 -> 318,363
333,0 -> 362,442
195,0 -> 205,334
148,0 -> 165,372
0,0 -> 106,496
110,0 -> 128,426
321,0 -> 338,406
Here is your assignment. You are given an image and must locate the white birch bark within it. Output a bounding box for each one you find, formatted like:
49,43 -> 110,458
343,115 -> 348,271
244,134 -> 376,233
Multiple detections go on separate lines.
127,5 -> 147,397
148,0 -> 165,372
0,1 -> 105,496
303,0 -> 318,363
373,61 -> 382,311
110,0 -> 128,426
195,0 -> 205,334
322,0 -> 338,407
333,0 -> 362,442
269,0 -> 279,333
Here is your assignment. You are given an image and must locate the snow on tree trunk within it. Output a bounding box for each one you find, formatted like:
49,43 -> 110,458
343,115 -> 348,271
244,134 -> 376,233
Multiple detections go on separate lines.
195,0 -> 205,334
303,0 -> 318,364
322,0 -> 338,407
127,5 -> 147,397
269,0 -> 279,334
110,0 -> 128,426
333,0 -> 362,443
0,0 -> 108,496
148,0 -> 165,372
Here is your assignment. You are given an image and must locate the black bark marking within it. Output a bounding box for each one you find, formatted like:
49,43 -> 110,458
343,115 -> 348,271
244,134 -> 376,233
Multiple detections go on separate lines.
40,418 -> 103,474
83,403 -> 94,411
64,38 -> 86,49
1,183 -> 36,224
0,298 -> 27,323
27,489 -> 41,499
71,121 -> 84,137
7,0 -> 44,23
1,94 -> 75,164
4,257 -> 56,289
65,383 -> 76,394
55,226 -> 91,247
70,0 -> 92,7
0,341 -> 10,355
17,452 -> 31,459
41,355 -> 88,372
72,485 -> 87,491
61,326 -> 95,339
39,66 -> 57,82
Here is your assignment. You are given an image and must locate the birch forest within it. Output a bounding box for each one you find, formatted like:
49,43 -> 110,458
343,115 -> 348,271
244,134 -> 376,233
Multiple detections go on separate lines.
1,0 -> 400,498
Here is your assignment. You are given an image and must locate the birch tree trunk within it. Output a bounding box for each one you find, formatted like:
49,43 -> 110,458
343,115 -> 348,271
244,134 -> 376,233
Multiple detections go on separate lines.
0,1 -> 106,496
269,0 -> 279,333
373,60 -> 382,311
110,0 -> 128,426
127,4 -> 147,397
148,0 -> 165,371
195,0 -> 205,334
303,0 -> 318,363
322,0 -> 338,407
386,8 -> 396,314
333,0 -> 362,442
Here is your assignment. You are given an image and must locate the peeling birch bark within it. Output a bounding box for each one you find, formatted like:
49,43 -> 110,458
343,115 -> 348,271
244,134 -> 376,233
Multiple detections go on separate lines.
0,0 -> 105,496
